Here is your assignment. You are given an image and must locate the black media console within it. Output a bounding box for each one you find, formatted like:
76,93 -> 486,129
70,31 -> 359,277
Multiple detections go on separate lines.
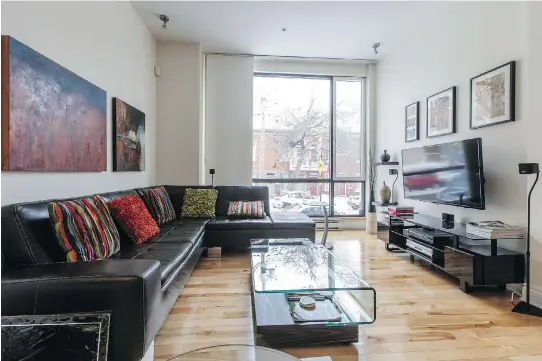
377,213 -> 525,293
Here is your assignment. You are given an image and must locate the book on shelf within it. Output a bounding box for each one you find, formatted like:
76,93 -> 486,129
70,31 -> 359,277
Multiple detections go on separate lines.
466,221 -> 525,239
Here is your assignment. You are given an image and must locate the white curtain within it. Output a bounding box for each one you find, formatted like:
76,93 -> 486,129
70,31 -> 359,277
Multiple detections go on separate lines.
204,54 -> 255,185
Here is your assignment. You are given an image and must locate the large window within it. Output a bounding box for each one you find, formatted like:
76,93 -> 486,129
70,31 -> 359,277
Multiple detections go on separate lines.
253,74 -> 365,217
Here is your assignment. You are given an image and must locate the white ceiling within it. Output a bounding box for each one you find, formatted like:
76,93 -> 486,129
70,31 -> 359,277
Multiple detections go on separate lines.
131,1 -> 436,59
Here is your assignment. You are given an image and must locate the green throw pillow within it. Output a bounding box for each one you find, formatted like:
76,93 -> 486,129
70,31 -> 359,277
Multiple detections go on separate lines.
181,188 -> 218,218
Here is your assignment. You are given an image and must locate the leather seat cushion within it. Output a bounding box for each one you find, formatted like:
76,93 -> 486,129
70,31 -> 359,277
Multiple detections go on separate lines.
270,211 -> 316,229
205,216 -> 273,230
115,218 -> 205,282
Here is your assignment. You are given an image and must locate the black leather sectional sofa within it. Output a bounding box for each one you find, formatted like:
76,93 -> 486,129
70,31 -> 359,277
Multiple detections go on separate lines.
1,185 -> 315,361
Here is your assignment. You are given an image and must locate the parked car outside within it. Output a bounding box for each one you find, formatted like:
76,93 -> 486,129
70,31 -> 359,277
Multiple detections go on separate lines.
347,191 -> 362,210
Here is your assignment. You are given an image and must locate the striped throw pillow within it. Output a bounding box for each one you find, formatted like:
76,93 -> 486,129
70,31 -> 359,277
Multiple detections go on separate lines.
227,201 -> 266,218
142,186 -> 176,225
48,196 -> 121,262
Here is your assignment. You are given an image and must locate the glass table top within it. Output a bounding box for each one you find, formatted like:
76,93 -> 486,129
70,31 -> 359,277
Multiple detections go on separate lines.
251,242 -> 373,293
167,344 -> 300,361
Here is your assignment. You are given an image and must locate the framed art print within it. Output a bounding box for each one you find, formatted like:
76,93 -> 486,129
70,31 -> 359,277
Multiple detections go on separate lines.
427,86 -> 456,138
470,61 -> 515,129
112,98 -> 145,172
405,101 -> 419,142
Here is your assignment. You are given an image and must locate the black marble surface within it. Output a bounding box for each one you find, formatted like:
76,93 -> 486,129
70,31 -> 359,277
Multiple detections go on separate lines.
1,312 -> 111,361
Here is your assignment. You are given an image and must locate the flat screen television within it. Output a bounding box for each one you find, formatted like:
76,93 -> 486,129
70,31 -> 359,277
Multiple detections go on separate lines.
401,138 -> 485,209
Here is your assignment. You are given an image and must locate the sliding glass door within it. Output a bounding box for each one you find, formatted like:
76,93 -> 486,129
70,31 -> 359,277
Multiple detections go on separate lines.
253,74 -> 365,217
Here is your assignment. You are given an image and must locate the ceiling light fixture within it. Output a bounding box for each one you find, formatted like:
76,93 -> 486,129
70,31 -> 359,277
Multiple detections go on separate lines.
282,28 -> 287,32
372,43 -> 381,55
159,14 -> 170,29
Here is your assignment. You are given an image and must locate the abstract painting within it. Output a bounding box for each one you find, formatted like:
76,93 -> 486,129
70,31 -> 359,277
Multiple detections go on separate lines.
1,36 -> 106,171
470,61 -> 515,129
405,101 -> 419,142
113,98 -> 145,171
427,86 -> 456,138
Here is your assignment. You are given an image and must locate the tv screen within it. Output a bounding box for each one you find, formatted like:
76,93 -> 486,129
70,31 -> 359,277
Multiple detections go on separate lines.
401,138 -> 485,209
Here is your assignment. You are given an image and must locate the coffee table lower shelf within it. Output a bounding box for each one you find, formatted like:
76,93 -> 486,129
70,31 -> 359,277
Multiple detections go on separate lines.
252,293 -> 359,348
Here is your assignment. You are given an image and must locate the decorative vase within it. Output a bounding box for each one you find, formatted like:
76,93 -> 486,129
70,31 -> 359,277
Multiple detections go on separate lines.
369,189 -> 376,213
380,150 -> 391,162
380,181 -> 391,203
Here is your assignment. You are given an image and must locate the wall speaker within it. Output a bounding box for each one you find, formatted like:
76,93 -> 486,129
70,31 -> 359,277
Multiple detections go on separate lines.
519,163 -> 539,174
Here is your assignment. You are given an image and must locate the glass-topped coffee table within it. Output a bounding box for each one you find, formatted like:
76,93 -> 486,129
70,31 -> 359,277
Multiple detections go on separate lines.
168,344 -> 300,361
250,239 -> 376,348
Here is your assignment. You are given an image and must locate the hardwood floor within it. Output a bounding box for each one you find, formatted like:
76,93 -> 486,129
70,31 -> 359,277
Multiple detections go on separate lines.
154,231 -> 542,361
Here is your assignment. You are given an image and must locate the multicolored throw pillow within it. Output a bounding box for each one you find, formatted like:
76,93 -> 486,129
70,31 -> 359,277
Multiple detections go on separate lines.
227,201 -> 266,218
48,196 -> 121,262
181,188 -> 218,218
141,186 -> 176,225
106,195 -> 160,244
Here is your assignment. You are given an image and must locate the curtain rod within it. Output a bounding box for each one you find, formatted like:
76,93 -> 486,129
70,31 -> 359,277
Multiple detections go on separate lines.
203,52 -> 378,63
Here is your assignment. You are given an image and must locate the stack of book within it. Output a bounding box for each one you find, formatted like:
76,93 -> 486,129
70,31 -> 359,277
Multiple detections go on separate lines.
466,221 -> 525,239
388,206 -> 414,217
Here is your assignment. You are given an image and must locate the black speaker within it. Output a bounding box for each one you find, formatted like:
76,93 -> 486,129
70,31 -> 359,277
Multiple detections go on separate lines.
209,169 -> 215,175
519,163 -> 539,174
442,213 -> 454,223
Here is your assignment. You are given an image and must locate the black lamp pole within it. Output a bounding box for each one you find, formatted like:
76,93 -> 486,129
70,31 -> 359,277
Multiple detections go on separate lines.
513,163 -> 542,317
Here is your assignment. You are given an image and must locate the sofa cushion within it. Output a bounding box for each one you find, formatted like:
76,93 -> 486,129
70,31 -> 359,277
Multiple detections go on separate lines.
115,218 -> 205,282
107,195 -> 160,244
162,185 -> 214,219
206,216 -> 273,230
181,188 -> 218,218
227,200 -> 266,218
215,186 -> 270,216
48,196 -> 121,262
270,211 -> 316,229
141,186 -> 176,225
134,243 -> 193,282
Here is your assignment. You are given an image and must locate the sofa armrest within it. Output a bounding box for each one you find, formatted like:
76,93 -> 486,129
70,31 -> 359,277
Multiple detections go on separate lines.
2,259 -> 161,361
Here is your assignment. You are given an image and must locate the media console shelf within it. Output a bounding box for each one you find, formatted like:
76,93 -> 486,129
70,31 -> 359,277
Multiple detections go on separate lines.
378,213 -> 525,293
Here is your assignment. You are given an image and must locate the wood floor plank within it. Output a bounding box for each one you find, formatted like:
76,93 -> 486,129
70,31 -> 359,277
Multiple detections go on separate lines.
153,231 -> 542,361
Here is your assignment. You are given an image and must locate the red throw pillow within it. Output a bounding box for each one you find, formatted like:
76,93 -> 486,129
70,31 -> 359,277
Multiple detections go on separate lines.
107,195 -> 160,244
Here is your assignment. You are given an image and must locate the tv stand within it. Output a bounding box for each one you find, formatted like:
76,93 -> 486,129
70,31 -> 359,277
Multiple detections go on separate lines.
377,213 -> 525,293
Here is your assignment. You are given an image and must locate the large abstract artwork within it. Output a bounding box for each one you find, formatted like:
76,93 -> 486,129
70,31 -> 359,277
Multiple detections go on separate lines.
1,36 -> 107,171
113,98 -> 145,171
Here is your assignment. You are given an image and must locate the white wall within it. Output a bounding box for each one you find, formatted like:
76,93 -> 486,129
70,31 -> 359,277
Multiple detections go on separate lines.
376,1 -> 542,303
524,2 -> 542,307
1,1 -> 156,205
155,42 -> 202,185
205,55 -> 254,185
377,2 -> 527,228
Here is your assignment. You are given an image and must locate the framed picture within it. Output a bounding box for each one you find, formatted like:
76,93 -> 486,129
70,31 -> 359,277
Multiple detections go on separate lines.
1,36 -> 106,171
405,101 -> 419,142
112,98 -> 145,171
427,86 -> 456,138
470,61 -> 515,129
2,312 -> 110,361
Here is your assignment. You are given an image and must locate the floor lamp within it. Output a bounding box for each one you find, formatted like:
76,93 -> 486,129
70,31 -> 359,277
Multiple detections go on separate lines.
513,163 -> 542,317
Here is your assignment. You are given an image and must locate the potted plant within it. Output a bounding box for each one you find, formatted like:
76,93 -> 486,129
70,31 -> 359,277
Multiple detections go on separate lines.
366,147 -> 377,233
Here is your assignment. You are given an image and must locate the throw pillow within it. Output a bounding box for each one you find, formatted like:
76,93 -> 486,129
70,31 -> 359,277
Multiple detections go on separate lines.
227,200 -> 266,218
181,188 -> 218,218
48,196 -> 121,262
141,186 -> 176,225
106,195 -> 160,244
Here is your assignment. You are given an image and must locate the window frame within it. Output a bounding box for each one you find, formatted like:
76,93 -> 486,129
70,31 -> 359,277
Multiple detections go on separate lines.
252,72 -> 366,217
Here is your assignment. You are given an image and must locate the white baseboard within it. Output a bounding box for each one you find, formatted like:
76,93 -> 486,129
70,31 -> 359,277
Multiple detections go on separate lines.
522,284 -> 542,309
141,340 -> 154,361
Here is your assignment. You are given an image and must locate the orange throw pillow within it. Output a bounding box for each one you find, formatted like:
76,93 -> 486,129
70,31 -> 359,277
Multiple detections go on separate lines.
106,195 -> 160,244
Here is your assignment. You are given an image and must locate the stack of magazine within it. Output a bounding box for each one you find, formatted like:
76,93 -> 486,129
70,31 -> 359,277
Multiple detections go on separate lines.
466,221 -> 525,239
